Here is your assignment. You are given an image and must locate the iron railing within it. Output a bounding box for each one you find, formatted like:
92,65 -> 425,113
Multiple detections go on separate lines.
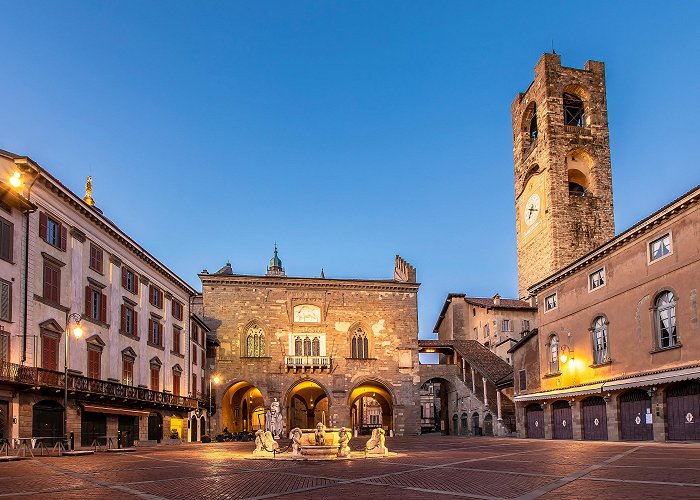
0,361 -> 197,409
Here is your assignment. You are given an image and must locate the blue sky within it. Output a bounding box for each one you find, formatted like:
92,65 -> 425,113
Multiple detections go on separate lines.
1,2 -> 698,337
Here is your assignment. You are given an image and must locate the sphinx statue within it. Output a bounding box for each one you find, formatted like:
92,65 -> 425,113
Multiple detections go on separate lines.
253,429 -> 279,457
365,428 -> 388,456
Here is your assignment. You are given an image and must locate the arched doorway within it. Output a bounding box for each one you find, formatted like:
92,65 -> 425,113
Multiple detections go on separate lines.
460,413 -> 468,435
471,412 -> 480,436
582,396 -> 608,440
421,378 -> 450,434
190,415 -> 198,441
620,390 -> 653,441
348,380 -> 394,435
200,416 -> 207,438
483,414 -> 494,436
221,381 -> 265,433
666,381 -> 700,441
526,403 -> 544,438
148,412 -> 163,442
32,400 -> 64,446
288,380 -> 329,430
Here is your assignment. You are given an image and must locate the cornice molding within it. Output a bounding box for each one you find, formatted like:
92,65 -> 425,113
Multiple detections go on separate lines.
200,275 -> 420,292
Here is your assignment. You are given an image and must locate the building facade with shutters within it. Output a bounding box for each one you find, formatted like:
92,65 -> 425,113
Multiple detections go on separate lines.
0,149 -> 211,448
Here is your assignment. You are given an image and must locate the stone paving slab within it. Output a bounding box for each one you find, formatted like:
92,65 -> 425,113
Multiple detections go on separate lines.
2,436 -> 700,498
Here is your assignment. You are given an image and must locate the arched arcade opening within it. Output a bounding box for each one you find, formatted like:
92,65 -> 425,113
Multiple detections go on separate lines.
286,380 -> 329,430
349,380 -> 394,435
221,381 -> 265,433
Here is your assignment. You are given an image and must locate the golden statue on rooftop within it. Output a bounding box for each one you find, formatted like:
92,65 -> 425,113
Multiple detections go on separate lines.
84,176 -> 94,206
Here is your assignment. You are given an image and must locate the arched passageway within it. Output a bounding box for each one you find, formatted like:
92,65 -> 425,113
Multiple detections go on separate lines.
287,380 -> 329,429
349,380 -> 394,434
421,378 -> 451,434
221,381 -> 265,433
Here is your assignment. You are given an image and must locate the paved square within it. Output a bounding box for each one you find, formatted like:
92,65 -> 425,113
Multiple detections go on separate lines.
2,436 -> 700,499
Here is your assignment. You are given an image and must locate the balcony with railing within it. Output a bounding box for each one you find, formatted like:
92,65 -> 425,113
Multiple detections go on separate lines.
284,356 -> 332,372
0,361 -> 197,410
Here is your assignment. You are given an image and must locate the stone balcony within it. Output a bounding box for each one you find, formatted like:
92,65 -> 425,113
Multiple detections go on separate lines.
284,356 -> 332,373
0,361 -> 197,410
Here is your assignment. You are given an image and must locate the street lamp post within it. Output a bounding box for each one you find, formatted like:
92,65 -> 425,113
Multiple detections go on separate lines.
64,312 -> 83,450
209,375 -> 220,436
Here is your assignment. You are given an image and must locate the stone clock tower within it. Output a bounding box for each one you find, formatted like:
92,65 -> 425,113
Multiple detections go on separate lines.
512,53 -> 615,298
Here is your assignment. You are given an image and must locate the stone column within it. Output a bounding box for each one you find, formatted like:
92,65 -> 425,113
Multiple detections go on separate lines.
543,402 -> 553,439
570,400 -> 582,440
482,376 -> 488,406
462,358 -> 466,384
471,367 -> 476,394
605,394 -> 620,441
496,390 -> 502,420
650,389 -> 666,442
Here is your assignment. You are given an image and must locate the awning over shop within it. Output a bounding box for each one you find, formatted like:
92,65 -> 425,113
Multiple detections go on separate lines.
601,366 -> 700,392
81,403 -> 151,418
514,383 -> 604,402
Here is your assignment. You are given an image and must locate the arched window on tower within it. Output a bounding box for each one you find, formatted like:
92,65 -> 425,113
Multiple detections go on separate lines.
563,93 -> 585,127
529,104 -> 538,140
246,325 -> 265,357
351,327 -> 369,359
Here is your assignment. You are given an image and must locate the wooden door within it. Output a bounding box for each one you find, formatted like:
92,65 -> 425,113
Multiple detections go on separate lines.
552,401 -> 573,439
526,405 -> 544,438
118,415 -> 138,447
620,390 -> 653,441
0,400 -> 8,442
667,382 -> 700,441
148,412 -> 163,442
582,397 -> 608,440
471,413 -> 480,436
81,412 -> 106,447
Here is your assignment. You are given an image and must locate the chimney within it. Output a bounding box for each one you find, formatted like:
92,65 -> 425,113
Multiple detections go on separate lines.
493,293 -> 501,306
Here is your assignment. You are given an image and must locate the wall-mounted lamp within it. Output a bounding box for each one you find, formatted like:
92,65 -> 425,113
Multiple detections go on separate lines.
559,345 -> 574,364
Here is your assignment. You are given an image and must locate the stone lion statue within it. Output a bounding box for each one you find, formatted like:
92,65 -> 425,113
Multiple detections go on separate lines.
365,428 -> 388,455
253,429 -> 279,457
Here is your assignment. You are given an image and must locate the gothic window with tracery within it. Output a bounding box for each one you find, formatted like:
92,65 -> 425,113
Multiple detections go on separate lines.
351,327 -> 369,359
246,325 -> 265,357
312,337 -> 320,356
295,336 -> 302,356
303,337 -> 311,356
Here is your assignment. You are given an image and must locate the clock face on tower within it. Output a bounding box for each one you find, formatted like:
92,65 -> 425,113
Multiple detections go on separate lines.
524,193 -> 541,227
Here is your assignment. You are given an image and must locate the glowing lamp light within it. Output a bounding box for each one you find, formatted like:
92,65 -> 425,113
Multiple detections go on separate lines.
9,171 -> 22,188
72,325 -> 84,339
213,375 -> 221,384
559,353 -> 569,364
559,345 -> 573,365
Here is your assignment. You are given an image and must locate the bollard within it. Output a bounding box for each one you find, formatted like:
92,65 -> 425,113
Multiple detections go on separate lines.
117,430 -> 122,449
69,432 -> 75,451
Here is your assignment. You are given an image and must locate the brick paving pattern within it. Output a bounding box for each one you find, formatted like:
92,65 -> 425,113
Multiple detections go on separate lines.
2,436 -> 700,499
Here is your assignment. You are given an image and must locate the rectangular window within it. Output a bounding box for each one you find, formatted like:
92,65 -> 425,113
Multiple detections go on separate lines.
589,268 -> 605,291
42,334 -> 58,371
121,267 -> 138,294
173,373 -> 180,396
0,330 -> 9,364
502,319 -> 510,332
87,347 -> 101,379
149,285 -> 162,309
522,319 -> 530,331
519,369 -> 526,391
39,212 -> 66,250
43,263 -> 60,304
121,304 -> 138,337
173,328 -> 181,354
192,324 -> 199,344
0,279 -> 11,322
650,233 -> 672,262
193,346 -> 197,365
89,244 -> 103,273
0,216 -> 13,262
150,367 -> 159,391
85,286 -> 107,323
149,319 -> 162,346
201,349 -> 205,367
122,357 -> 134,386
192,373 -> 197,398
544,293 -> 557,312
202,377 -> 205,397
172,300 -> 183,321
